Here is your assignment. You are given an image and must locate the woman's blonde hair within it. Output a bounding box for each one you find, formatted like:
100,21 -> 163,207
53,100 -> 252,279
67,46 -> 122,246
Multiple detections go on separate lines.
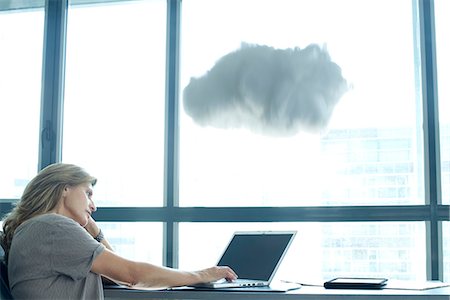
1,163 -> 97,260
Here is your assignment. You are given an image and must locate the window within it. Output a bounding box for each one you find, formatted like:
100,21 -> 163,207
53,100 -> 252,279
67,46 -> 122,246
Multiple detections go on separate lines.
425,0 -> 449,281
434,0 -> 450,204
0,5 -> 44,198
179,0 -> 423,207
99,222 -> 163,264
444,222 -> 450,282
179,222 -> 426,282
63,0 -> 167,207
0,0 -> 448,284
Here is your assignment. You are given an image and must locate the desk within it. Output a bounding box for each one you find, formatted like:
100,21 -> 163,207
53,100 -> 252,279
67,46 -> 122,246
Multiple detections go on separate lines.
105,285 -> 450,300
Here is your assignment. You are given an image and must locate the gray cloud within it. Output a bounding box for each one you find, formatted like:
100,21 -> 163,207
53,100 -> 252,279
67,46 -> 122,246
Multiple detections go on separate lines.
183,43 -> 349,136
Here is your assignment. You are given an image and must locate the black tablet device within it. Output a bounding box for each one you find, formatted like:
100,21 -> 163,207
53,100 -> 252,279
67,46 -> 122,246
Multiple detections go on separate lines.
324,277 -> 388,289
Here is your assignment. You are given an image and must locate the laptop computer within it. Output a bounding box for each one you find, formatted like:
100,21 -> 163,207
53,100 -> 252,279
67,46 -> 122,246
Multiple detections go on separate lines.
192,231 -> 296,289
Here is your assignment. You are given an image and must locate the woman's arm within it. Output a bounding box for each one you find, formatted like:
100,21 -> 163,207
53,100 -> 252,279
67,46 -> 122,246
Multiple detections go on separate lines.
91,249 -> 237,289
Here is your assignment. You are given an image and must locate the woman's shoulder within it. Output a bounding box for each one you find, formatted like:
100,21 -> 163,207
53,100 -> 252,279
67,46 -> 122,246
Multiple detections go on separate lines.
34,213 -> 74,222
19,214 -> 78,231
15,214 -> 87,245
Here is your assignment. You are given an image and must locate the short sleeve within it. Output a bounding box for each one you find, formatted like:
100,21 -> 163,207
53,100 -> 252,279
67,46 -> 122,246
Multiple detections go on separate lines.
49,216 -> 105,280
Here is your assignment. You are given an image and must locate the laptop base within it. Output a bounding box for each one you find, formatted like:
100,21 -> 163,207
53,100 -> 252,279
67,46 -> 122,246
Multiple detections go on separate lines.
188,281 -> 301,292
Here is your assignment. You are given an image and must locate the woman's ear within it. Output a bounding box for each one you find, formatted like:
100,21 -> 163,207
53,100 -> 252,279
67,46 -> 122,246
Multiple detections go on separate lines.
62,185 -> 70,197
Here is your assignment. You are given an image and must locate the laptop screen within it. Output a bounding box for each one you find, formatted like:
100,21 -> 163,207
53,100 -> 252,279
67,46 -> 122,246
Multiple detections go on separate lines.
217,232 -> 295,281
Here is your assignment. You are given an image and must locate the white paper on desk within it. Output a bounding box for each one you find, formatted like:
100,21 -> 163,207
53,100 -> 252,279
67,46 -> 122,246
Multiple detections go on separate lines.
384,280 -> 450,290
104,281 -> 167,291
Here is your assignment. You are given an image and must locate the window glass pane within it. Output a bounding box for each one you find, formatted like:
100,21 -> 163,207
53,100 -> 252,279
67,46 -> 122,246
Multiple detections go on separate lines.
63,0 -> 166,206
444,222 -> 450,283
98,222 -> 162,264
435,0 -> 450,204
179,222 -> 426,282
179,0 -> 423,206
0,6 -> 44,198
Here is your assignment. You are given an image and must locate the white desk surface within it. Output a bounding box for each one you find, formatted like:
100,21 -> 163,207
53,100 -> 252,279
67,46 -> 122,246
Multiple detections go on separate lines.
105,284 -> 450,300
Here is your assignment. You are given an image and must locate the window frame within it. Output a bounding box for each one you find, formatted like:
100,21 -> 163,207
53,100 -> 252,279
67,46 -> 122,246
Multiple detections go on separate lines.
0,0 -> 448,281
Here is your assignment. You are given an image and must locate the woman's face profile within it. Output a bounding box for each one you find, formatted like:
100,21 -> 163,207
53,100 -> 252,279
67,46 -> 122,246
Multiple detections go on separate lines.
57,182 -> 96,227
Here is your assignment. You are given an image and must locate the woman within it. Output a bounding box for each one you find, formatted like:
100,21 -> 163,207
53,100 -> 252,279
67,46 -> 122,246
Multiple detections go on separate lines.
1,163 -> 237,299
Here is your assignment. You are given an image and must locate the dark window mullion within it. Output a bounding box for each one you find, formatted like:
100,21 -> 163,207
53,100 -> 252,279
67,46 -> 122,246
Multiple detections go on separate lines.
39,0 -> 68,170
94,205 -> 442,223
418,0 -> 442,281
163,0 -> 181,268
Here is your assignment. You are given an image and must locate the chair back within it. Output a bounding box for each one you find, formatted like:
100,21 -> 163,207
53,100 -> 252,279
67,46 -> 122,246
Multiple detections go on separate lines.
0,233 -> 13,299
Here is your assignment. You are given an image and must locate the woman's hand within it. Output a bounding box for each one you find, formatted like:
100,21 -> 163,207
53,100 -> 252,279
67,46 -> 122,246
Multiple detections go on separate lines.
195,266 -> 238,283
84,215 -> 100,238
